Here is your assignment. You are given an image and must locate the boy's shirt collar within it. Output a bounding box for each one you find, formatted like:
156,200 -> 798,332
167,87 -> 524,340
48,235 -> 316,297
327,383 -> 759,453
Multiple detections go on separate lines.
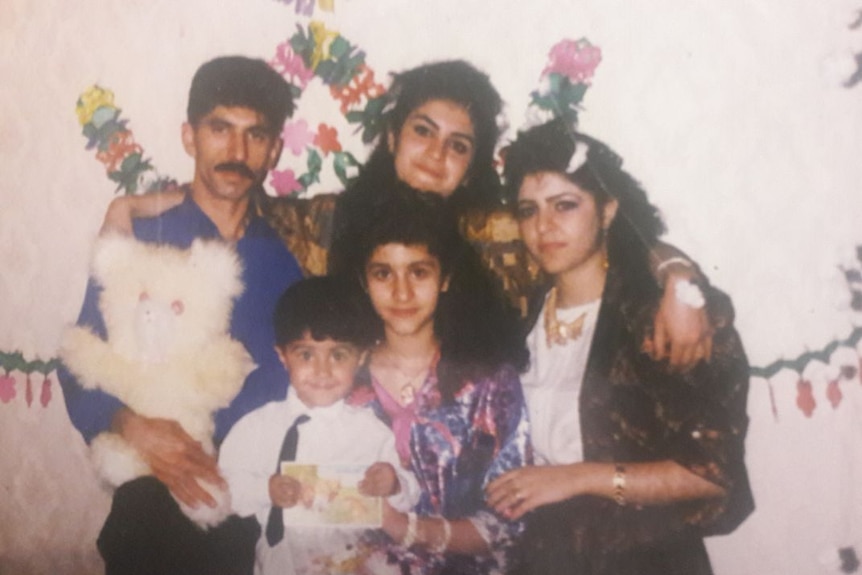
285,386 -> 347,421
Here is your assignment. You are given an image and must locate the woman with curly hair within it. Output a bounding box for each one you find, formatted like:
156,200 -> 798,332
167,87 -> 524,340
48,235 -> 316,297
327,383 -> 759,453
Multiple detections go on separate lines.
486,119 -> 754,575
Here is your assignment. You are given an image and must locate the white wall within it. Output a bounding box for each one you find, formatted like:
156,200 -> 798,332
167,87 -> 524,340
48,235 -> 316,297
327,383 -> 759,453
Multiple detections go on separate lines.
1,0 -> 861,573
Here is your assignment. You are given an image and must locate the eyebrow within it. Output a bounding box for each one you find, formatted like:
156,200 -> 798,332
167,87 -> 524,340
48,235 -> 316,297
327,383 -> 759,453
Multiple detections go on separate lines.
411,113 -> 475,144
202,114 -> 272,134
366,258 -> 440,269
545,192 -> 578,202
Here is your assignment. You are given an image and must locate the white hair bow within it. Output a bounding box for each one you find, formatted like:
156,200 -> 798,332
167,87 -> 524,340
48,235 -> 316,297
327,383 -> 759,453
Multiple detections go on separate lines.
566,140 -> 589,174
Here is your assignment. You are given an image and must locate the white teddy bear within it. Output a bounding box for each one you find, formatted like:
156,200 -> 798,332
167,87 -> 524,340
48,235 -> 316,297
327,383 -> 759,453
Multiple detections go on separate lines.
60,235 -> 255,528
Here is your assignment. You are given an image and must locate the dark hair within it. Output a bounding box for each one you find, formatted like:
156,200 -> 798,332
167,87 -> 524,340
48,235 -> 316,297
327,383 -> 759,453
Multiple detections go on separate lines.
273,276 -> 377,349
503,118 -> 666,291
358,60 -> 504,213
353,183 -> 527,400
187,56 -> 295,134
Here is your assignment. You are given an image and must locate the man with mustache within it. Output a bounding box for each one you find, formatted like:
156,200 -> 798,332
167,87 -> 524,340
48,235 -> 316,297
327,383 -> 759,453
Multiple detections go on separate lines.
59,56 -> 303,575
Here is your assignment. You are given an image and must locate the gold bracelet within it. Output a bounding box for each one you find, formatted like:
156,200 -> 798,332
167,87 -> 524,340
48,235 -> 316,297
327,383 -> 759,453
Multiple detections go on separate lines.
612,464 -> 626,506
430,518 -> 452,554
402,512 -> 418,548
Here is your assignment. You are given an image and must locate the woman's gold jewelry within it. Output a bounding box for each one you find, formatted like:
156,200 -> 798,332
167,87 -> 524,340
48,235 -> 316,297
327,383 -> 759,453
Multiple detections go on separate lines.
612,464 -> 627,506
396,364 -> 431,405
377,345 -> 436,405
400,382 -> 417,405
544,287 -> 587,347
431,518 -> 452,554
402,512 -> 418,548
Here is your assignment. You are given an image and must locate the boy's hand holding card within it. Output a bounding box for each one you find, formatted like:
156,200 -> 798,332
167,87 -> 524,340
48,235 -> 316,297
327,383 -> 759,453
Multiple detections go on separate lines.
269,474 -> 303,509
359,462 -> 399,498
280,463 -> 384,527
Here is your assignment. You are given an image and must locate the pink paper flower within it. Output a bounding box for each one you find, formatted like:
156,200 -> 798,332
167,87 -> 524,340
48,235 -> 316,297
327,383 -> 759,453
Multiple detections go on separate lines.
270,169 -> 303,196
543,38 -> 602,84
271,43 -> 314,89
0,374 -> 15,403
281,119 -> 315,156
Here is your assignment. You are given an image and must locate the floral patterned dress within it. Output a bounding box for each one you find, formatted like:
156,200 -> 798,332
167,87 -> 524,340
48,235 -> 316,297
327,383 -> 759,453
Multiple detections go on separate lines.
349,360 -> 531,575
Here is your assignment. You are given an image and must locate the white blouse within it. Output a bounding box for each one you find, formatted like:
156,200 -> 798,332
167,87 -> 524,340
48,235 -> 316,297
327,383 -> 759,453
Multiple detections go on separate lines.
521,295 -> 601,466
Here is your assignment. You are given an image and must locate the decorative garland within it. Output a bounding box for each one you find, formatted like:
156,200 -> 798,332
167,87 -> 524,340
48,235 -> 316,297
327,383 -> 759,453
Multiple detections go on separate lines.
274,0 -> 335,17
76,86 -> 175,195
750,328 -> 862,379
266,21 -> 387,195
844,8 -> 862,88
0,351 -> 58,407
524,37 -> 602,129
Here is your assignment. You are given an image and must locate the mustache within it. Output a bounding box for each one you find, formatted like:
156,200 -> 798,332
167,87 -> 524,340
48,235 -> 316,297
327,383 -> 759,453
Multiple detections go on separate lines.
214,162 -> 256,180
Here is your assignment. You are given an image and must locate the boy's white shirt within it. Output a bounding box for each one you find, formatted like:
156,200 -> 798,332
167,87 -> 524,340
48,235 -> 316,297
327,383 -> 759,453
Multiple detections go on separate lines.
218,386 -> 420,527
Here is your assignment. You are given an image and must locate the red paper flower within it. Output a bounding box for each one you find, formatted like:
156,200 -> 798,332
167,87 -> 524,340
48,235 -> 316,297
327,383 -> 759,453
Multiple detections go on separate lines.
0,374 -> 15,403
796,379 -> 816,417
40,376 -> 52,408
330,64 -> 385,114
25,375 -> 33,408
96,130 -> 142,172
543,38 -> 602,84
826,380 -> 843,409
314,123 -> 342,156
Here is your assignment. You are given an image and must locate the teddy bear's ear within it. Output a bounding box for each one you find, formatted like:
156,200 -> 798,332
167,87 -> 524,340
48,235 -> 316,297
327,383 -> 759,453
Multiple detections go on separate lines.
91,234 -> 140,282
188,240 -> 244,298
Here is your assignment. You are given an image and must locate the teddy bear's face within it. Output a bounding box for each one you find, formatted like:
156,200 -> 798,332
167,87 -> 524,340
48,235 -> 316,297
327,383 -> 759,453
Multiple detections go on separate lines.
134,291 -> 184,364
92,235 -> 243,361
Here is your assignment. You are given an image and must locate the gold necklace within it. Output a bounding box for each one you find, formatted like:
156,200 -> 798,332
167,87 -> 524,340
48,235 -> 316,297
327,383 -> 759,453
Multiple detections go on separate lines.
377,346 -> 436,406
544,287 -> 587,347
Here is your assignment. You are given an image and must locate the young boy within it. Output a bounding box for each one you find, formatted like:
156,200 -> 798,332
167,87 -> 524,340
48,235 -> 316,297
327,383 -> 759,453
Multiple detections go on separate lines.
218,276 -> 419,575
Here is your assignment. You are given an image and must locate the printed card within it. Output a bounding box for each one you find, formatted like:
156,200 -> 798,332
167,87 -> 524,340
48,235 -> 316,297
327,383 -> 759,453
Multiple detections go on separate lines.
279,463 -> 383,527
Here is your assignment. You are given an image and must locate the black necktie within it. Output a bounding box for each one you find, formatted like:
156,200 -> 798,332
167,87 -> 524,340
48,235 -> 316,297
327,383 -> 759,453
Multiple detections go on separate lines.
265,414 -> 310,546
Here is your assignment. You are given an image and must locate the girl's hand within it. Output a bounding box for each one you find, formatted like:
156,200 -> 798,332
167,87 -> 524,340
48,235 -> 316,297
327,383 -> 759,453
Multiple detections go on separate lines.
99,190 -> 185,236
486,464 -> 588,520
381,500 -> 409,542
648,274 -> 713,370
269,474 -> 302,508
359,461 -> 399,497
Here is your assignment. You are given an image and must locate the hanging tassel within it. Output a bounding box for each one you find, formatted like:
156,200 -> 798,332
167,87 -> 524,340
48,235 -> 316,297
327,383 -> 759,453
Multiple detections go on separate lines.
40,375 -> 52,408
0,371 -> 15,404
826,379 -> 843,409
796,379 -> 816,417
25,374 -> 33,407
762,376 -> 779,422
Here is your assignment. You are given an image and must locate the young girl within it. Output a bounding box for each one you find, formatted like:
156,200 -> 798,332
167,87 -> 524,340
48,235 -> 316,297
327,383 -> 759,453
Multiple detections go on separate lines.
348,185 -> 530,575
487,119 -> 754,575
100,59 -> 714,370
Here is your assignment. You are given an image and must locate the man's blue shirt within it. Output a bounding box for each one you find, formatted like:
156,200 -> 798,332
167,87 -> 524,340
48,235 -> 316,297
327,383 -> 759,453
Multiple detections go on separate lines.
58,194 -> 303,445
